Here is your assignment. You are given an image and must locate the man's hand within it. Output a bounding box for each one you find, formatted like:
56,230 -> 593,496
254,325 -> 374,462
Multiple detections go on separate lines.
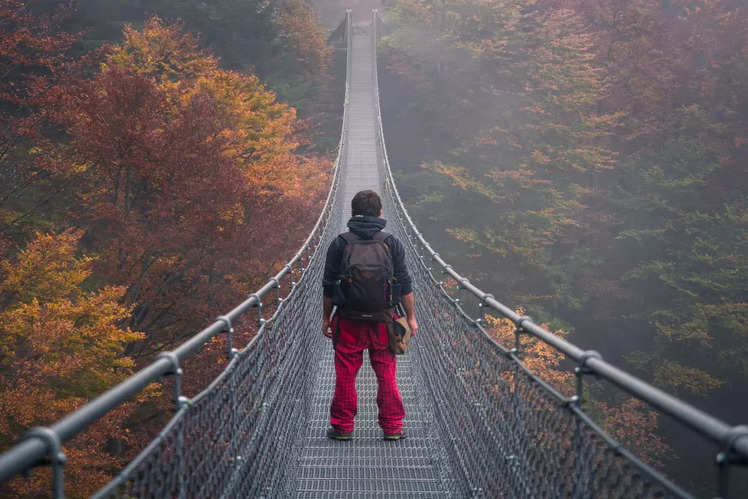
322,318 -> 333,338
401,292 -> 417,336
322,296 -> 334,339
407,317 -> 418,336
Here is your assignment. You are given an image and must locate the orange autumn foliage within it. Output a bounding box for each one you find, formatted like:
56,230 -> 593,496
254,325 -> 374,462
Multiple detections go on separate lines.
103,18 -> 218,84
592,398 -> 669,469
0,231 -> 144,497
102,17 -> 309,195
49,17 -> 327,345
485,309 -> 668,467
0,7 -> 329,496
485,309 -> 574,395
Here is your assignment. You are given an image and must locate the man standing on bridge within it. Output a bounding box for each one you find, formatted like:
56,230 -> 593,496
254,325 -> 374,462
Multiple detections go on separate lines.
322,190 -> 418,441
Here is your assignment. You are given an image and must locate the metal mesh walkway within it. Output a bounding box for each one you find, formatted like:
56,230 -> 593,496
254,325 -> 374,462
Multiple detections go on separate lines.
291,25 -> 455,498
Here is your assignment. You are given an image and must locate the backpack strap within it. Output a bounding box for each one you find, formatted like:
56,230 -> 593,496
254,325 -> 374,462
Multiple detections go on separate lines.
340,232 -> 359,243
373,231 -> 391,242
340,231 -> 390,243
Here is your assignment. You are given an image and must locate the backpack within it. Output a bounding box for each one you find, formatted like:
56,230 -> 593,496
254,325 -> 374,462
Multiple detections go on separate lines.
338,231 -> 394,322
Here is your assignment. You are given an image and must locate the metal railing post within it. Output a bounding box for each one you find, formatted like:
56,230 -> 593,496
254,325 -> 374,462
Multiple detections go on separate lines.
507,316 -> 530,497
230,362 -> 240,476
215,312 -> 241,474
569,350 -> 602,498
249,294 -> 263,327
216,315 -> 236,360
155,352 -> 188,499
475,293 -> 491,328
21,427 -> 66,499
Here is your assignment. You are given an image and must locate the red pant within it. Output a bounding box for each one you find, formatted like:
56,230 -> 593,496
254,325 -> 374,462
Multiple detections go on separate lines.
329,317 -> 405,434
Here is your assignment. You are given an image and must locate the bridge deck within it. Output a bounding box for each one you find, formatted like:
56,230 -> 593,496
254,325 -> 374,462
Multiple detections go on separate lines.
291,26 -> 455,498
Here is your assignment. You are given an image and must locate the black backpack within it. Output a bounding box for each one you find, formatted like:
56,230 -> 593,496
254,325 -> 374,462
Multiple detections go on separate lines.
338,231 -> 394,322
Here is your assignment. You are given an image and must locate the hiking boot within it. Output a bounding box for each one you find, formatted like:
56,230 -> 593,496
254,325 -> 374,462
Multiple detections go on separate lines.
383,430 -> 406,441
327,428 -> 352,441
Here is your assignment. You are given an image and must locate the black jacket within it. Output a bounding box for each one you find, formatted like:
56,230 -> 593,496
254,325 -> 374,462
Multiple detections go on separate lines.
322,215 -> 413,299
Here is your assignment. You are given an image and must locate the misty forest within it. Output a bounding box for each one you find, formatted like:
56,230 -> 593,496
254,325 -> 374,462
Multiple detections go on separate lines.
0,0 -> 746,497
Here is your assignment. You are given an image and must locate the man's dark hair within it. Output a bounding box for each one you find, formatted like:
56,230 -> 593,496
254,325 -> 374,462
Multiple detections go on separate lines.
351,190 -> 382,217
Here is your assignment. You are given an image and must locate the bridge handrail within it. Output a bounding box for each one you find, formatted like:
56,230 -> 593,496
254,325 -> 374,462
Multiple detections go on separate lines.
0,10 -> 354,490
369,9 -> 748,463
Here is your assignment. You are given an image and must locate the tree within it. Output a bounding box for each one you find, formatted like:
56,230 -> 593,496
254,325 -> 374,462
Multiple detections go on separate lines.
0,231 -> 143,497
0,10 -> 331,494
0,0 -> 78,252
50,17 -> 327,350
70,0 -> 333,109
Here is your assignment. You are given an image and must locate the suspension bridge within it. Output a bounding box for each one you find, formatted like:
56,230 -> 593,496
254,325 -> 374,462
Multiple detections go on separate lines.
1,11 -> 746,498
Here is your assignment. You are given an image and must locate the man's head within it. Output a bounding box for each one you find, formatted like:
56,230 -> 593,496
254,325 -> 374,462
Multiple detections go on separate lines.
351,190 -> 382,217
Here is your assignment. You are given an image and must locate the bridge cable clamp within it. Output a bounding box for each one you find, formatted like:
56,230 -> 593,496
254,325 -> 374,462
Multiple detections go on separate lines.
21,426 -> 66,467
515,315 -> 532,331
477,294 -> 495,325
156,351 -> 181,376
577,350 -> 602,373
21,426 -> 66,499
215,315 -> 233,332
718,425 -> 748,466
564,394 -> 581,408
570,350 -> 602,406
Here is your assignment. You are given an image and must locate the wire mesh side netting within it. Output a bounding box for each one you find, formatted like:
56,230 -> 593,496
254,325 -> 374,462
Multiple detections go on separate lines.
97,167 -> 346,499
